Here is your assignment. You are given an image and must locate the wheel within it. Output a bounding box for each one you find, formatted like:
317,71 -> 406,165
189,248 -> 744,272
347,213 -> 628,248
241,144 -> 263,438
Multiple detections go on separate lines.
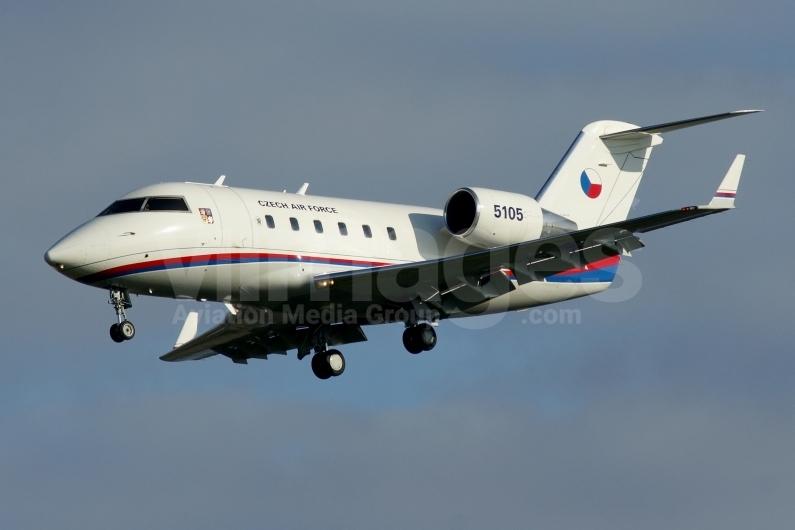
110,324 -> 124,343
118,320 -> 136,341
416,323 -> 437,351
311,350 -> 346,379
402,327 -> 423,354
311,352 -> 332,379
326,349 -> 345,377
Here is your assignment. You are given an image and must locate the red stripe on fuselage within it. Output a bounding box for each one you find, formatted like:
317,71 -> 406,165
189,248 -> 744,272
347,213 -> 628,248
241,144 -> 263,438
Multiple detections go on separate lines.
551,255 -> 620,277
77,252 -> 621,287
77,252 -> 394,285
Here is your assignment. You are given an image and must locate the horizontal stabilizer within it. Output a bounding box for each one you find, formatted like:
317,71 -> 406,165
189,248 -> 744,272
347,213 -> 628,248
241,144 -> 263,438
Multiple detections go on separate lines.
707,155 -> 745,209
174,311 -> 199,349
600,110 -> 761,140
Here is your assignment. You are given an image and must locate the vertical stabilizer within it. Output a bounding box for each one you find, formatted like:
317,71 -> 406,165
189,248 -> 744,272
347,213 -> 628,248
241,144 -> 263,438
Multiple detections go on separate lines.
536,111 -> 759,229
535,120 -> 661,229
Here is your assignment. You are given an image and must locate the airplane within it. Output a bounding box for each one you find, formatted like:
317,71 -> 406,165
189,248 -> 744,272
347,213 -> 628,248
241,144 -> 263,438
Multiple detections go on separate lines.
44,110 -> 758,379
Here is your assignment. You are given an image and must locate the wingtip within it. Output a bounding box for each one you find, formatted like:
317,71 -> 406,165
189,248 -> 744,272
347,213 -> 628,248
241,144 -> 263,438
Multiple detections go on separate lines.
706,154 -> 745,209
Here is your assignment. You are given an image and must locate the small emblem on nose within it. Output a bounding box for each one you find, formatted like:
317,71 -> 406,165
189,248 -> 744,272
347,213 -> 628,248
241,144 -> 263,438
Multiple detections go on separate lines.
199,208 -> 214,224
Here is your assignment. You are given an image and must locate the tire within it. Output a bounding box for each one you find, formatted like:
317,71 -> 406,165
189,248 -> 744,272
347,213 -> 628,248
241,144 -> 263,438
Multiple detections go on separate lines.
326,349 -> 345,377
402,327 -> 423,354
110,324 -> 124,343
416,323 -> 437,351
311,352 -> 332,380
118,320 -> 136,341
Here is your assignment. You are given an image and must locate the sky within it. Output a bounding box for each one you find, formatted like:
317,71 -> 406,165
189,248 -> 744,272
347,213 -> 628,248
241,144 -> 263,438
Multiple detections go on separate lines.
1,1 -> 794,528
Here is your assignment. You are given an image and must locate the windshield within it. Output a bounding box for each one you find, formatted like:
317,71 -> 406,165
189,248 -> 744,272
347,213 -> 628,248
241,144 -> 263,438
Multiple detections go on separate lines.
143,197 -> 190,212
97,198 -> 147,216
97,196 -> 190,216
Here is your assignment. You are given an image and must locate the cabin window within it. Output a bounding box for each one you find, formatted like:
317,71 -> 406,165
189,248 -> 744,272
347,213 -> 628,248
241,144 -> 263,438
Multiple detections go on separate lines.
97,197 -> 146,216
314,220 -> 323,233
387,227 -> 397,240
143,196 -> 190,212
362,224 -> 372,238
265,215 -> 275,228
290,217 -> 300,231
338,222 -> 348,236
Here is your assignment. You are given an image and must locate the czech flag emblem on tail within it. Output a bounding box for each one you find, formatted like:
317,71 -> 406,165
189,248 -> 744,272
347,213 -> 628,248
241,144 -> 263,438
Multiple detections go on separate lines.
580,169 -> 602,199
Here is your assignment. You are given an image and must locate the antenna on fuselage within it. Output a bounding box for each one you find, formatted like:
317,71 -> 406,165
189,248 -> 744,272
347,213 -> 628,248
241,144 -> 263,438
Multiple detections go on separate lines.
214,175 -> 226,186
296,183 -> 309,195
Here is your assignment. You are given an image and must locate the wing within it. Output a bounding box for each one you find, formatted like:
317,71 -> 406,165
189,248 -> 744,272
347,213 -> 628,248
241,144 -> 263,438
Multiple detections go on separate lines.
161,312 -> 367,362
315,157 -> 745,316
313,204 -> 725,314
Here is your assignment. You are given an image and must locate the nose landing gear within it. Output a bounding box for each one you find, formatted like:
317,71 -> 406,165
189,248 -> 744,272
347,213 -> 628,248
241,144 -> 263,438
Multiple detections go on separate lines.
109,288 -> 135,343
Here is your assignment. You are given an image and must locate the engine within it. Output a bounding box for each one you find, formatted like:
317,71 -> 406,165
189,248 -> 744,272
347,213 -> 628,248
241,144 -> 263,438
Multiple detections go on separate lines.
443,187 -> 577,248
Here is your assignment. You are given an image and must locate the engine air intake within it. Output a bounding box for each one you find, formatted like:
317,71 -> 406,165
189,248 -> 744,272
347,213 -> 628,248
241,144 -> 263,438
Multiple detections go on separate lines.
444,189 -> 478,236
443,187 -> 548,248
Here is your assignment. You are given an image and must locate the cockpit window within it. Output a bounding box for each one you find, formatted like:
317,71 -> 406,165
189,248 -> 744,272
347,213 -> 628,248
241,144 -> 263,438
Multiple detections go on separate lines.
97,196 -> 190,216
143,197 -> 190,212
97,198 -> 146,216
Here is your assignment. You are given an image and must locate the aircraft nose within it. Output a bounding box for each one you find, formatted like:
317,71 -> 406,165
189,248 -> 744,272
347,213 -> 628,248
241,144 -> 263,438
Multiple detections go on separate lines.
44,240 -> 84,271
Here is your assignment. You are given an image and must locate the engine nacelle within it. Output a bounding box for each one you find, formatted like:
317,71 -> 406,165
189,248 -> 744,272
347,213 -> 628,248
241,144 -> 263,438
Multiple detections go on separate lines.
444,187 -> 577,248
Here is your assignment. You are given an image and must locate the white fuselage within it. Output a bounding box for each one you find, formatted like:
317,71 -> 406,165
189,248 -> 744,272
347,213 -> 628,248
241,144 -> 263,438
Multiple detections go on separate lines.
45,182 -> 614,321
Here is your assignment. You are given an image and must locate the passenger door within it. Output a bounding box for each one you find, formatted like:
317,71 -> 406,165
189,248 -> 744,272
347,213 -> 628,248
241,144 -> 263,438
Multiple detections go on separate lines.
208,187 -> 253,249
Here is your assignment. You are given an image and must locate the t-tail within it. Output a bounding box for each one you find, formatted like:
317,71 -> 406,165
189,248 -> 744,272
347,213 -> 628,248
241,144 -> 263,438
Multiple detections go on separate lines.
535,110 -> 760,229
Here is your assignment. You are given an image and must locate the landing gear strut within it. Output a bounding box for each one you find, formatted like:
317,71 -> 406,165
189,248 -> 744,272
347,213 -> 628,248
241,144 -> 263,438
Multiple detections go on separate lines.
109,288 -> 135,343
403,323 -> 437,354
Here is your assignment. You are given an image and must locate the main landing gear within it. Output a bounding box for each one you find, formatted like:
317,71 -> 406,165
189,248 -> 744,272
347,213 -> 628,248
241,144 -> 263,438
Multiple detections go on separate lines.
402,323 -> 437,354
109,288 -> 135,343
303,320 -> 440,380
305,328 -> 346,380
311,349 -> 346,380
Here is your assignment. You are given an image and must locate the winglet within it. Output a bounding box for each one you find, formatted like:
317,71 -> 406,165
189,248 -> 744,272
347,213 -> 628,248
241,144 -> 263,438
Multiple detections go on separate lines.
214,175 -> 226,186
296,183 -> 309,195
707,155 -> 745,209
174,311 -> 199,349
